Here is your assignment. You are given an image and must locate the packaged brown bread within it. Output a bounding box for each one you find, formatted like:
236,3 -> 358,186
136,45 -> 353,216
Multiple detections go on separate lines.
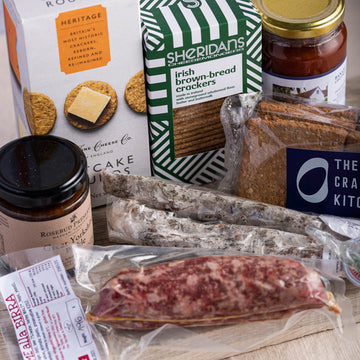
219,93 -> 360,218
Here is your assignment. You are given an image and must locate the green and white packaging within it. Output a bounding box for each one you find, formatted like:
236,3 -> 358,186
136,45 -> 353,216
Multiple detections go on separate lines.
141,0 -> 262,183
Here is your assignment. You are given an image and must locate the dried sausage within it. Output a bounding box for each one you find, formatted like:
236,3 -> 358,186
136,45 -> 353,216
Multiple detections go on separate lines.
87,255 -> 340,329
108,198 -> 323,259
103,172 -> 325,235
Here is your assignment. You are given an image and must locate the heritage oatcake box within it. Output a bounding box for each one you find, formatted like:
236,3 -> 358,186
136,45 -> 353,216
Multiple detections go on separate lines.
2,0 -> 151,207
141,0 -> 262,183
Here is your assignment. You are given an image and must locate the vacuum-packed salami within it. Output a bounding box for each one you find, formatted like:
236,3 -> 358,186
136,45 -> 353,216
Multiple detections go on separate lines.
87,255 -> 340,329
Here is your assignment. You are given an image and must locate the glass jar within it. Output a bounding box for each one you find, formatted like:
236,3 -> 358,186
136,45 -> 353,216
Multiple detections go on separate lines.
253,0 -> 347,104
0,135 -> 94,269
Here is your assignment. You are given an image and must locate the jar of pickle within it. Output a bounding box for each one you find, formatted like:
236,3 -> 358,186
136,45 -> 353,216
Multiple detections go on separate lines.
0,135 -> 94,269
253,0 -> 347,104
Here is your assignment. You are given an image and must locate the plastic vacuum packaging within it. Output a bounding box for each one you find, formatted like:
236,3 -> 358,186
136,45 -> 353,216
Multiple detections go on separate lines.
306,217 -> 360,287
103,172 -> 358,269
0,246 -> 105,360
77,245 -> 357,359
87,252 -> 341,329
0,245 -> 357,360
218,92 -> 360,218
106,197 -> 360,286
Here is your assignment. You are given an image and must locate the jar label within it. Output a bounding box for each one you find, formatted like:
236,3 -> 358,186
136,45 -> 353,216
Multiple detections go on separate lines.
262,57 -> 347,105
0,191 -> 93,269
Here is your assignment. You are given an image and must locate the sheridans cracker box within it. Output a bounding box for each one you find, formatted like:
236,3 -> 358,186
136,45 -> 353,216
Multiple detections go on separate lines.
2,0 -> 151,207
141,0 -> 262,183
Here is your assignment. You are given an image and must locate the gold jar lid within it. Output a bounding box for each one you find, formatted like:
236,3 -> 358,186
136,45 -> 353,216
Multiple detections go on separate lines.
252,0 -> 345,39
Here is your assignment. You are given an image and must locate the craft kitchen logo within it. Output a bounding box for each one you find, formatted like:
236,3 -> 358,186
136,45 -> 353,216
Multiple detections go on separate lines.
286,148 -> 360,217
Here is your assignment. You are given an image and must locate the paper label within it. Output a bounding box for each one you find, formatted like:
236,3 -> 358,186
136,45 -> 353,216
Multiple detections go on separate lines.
262,58 -> 347,105
56,5 -> 111,74
171,54 -> 243,108
286,148 -> 360,218
0,255 -> 100,360
0,191 -> 93,270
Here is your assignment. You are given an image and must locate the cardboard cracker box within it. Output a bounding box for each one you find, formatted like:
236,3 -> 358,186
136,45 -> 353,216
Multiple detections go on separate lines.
2,0 -> 151,207
141,0 -> 262,184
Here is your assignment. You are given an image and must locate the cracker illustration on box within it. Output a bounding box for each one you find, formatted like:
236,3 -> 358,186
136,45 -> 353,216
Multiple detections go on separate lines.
125,70 -> 147,113
64,80 -> 118,130
23,87 -> 57,135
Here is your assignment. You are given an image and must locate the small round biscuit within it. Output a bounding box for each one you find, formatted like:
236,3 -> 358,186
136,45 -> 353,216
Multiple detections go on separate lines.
23,87 -> 57,135
124,70 -> 147,113
64,80 -> 118,130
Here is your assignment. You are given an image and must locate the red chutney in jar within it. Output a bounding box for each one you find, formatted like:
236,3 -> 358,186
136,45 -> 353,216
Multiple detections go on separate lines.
253,0 -> 347,104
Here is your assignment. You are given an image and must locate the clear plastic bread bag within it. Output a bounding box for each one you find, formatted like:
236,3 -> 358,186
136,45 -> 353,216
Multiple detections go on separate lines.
218,92 -> 360,212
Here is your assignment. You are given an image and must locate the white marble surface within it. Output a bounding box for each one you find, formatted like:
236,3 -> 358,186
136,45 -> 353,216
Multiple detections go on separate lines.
0,0 -> 359,148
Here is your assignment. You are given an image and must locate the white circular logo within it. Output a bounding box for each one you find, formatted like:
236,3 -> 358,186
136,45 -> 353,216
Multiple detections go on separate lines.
296,157 -> 329,203
182,0 -> 202,9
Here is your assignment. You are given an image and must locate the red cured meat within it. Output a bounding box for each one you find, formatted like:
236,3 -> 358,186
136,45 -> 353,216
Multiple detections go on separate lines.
87,255 -> 340,329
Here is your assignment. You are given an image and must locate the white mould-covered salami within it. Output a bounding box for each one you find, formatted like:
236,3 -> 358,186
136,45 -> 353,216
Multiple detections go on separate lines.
108,198 -> 323,259
102,172 -> 325,236
87,255 -> 340,329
